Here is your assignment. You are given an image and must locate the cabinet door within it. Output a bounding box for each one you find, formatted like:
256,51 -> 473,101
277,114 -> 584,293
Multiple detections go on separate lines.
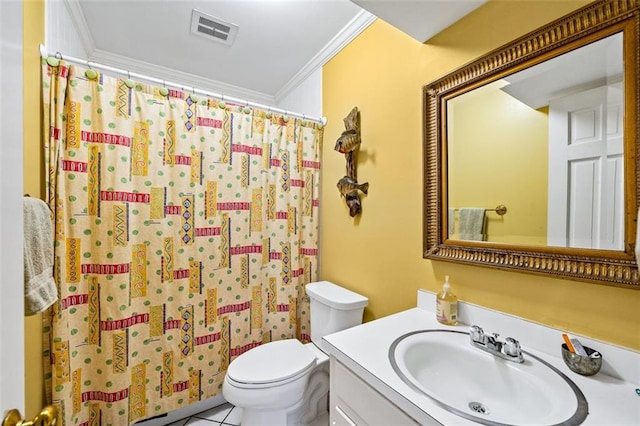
331,360 -> 420,426
332,405 -> 358,426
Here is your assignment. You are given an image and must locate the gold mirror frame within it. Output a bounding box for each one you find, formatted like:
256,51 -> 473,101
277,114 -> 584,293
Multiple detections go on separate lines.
423,0 -> 640,288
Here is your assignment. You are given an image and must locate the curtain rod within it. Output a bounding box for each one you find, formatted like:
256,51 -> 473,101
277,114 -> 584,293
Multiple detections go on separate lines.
39,44 -> 327,126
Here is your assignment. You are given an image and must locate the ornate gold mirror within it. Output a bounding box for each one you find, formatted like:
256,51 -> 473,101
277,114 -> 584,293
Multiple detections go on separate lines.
423,0 -> 639,287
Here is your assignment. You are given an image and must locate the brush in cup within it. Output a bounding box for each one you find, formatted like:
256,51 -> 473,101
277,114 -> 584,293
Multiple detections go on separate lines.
561,343 -> 602,376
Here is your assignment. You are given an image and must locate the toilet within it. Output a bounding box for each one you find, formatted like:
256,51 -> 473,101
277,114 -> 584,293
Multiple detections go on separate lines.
222,281 -> 368,425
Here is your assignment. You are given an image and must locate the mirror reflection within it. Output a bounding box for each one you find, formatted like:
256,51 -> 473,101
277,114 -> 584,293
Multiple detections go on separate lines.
446,32 -> 623,250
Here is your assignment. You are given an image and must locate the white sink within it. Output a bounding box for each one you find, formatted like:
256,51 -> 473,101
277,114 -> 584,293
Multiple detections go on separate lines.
389,330 -> 588,425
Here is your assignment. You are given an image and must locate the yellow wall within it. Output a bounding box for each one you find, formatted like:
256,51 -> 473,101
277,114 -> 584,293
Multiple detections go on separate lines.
23,0 -> 45,418
448,80 -> 548,244
321,0 -> 640,350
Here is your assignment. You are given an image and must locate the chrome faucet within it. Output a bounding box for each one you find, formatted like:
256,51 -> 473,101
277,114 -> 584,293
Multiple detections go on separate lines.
469,325 -> 524,363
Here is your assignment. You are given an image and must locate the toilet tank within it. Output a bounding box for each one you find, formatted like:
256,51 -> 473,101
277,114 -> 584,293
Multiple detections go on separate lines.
306,281 -> 368,348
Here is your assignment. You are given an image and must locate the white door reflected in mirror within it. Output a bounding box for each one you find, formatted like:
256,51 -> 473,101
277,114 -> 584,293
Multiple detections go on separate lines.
548,84 -> 623,250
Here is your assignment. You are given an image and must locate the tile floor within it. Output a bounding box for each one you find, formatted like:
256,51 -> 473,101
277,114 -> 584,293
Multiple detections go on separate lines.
162,404 -> 330,426
164,403 -> 242,426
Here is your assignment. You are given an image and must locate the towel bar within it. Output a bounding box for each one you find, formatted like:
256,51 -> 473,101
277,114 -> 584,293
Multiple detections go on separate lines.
453,205 -> 507,216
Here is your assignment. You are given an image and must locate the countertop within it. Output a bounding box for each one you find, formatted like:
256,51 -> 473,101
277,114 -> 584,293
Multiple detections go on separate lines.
323,304 -> 640,425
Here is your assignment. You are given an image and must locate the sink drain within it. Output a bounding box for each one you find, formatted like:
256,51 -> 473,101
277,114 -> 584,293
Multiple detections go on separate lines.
468,401 -> 490,415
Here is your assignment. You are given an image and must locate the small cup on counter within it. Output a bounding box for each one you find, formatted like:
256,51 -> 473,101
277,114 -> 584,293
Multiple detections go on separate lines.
561,343 -> 602,376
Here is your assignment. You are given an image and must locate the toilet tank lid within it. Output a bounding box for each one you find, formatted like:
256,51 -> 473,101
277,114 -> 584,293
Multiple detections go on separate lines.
305,281 -> 368,310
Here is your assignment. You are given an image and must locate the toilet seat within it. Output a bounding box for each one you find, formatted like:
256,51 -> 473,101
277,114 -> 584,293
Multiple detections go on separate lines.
226,339 -> 316,389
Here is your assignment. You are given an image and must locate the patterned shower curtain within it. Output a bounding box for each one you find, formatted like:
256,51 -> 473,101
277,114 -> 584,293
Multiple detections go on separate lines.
41,60 -> 322,425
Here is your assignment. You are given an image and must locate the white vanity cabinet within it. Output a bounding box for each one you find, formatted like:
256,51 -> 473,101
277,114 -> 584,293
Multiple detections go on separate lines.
329,358 -> 424,426
324,302 -> 640,426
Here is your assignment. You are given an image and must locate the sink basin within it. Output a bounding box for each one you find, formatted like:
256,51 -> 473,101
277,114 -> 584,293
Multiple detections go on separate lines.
389,330 -> 588,425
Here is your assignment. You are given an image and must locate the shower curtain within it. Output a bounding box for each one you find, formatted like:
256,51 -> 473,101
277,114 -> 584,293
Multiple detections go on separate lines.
41,60 -> 322,425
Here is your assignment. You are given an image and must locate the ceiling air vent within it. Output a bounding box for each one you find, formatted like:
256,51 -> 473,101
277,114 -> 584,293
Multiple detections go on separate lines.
191,10 -> 239,46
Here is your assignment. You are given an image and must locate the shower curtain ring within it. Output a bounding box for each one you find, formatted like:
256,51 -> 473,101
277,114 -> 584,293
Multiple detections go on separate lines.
124,70 -> 135,89
190,86 -> 199,103
85,61 -> 98,80
46,51 -> 63,67
219,94 -> 226,109
159,80 -> 169,97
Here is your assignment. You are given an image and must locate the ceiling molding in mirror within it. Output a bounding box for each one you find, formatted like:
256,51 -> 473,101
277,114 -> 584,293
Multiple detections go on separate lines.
423,0 -> 640,287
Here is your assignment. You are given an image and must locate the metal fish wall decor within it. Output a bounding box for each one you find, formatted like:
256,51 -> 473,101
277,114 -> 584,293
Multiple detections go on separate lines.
335,107 -> 368,217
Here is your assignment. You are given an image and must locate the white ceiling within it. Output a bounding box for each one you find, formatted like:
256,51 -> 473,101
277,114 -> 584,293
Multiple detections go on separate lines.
501,32 -> 623,109
74,0 -> 485,104
78,0 -> 364,102
352,0 -> 486,43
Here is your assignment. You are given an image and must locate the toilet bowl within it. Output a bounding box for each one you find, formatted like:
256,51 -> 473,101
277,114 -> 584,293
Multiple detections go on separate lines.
222,281 -> 368,426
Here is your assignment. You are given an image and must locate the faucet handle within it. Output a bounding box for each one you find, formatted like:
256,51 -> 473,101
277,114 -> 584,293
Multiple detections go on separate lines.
470,325 -> 485,343
485,333 -> 502,351
471,325 -> 484,333
504,337 -> 522,357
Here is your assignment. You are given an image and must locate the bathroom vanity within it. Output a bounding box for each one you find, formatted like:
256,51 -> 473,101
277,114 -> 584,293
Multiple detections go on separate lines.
323,290 -> 640,425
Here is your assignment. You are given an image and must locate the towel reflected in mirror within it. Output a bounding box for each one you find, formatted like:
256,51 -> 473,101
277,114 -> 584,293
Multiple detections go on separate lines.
458,208 -> 486,241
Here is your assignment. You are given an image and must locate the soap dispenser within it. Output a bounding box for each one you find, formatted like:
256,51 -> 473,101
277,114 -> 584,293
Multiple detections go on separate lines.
436,276 -> 458,325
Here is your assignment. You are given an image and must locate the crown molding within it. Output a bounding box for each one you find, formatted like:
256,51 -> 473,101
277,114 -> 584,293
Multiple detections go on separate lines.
89,49 -> 276,105
63,0 -> 95,56
275,10 -> 376,103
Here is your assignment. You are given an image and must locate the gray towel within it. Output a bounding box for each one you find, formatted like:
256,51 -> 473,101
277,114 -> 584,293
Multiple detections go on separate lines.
458,208 -> 485,241
448,208 -> 455,236
23,197 -> 57,315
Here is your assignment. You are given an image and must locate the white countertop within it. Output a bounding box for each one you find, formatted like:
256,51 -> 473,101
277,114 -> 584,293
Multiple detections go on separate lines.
323,294 -> 640,425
